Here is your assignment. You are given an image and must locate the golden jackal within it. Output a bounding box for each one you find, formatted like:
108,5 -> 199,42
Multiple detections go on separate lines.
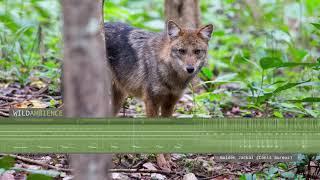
105,20 -> 213,117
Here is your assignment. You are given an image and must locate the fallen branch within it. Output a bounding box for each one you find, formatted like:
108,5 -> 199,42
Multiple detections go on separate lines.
0,108 -> 9,112
131,159 -> 148,169
108,169 -> 175,175
0,95 -> 23,102
0,154 -> 72,173
35,94 -> 62,101
32,86 -> 48,96
0,111 -> 9,117
0,102 -> 16,108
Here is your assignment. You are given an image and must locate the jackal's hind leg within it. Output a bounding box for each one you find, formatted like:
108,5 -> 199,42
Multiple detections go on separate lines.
144,94 -> 160,117
112,83 -> 127,116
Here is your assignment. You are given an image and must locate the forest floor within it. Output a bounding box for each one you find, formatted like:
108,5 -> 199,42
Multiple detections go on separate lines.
0,82 -> 297,180
0,153 -> 277,180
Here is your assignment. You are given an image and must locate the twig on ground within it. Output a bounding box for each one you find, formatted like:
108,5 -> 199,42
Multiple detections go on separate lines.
0,111 -> 9,117
0,108 -> 9,112
0,102 -> 16,109
34,94 -> 61,101
32,86 -> 48,96
0,95 -> 23,102
0,102 -> 9,107
11,94 -> 27,98
109,169 -> 176,175
131,159 -> 148,169
58,103 -> 64,109
0,154 -> 72,172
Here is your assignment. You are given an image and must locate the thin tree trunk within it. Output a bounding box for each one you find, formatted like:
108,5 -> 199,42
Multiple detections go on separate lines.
62,0 -> 112,117
69,154 -> 112,180
164,0 -> 200,28
62,0 -> 112,179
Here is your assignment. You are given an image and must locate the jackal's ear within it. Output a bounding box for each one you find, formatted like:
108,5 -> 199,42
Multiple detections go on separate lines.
198,24 -> 214,41
167,20 -> 181,39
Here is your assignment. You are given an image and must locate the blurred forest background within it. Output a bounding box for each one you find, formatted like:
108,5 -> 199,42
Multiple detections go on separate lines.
1,0 -> 319,118
1,0 -> 320,179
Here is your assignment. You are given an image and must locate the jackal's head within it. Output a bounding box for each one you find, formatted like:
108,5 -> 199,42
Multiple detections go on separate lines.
164,20 -> 213,77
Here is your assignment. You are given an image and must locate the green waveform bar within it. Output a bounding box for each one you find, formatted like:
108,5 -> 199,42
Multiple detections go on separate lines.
0,118 -> 319,153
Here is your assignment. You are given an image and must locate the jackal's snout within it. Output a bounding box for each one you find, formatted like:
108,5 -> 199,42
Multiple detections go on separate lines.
186,66 -> 195,73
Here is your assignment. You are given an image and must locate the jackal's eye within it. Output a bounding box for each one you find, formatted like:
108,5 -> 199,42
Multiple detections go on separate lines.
194,49 -> 201,55
177,49 -> 186,55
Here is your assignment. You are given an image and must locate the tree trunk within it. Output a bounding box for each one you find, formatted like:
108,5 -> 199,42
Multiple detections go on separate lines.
69,154 -> 112,180
62,0 -> 112,179
62,0 -> 112,117
164,0 -> 200,28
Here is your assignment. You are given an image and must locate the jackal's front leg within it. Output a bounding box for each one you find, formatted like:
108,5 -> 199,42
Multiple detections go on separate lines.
156,95 -> 179,170
144,95 -> 160,117
161,95 -> 179,117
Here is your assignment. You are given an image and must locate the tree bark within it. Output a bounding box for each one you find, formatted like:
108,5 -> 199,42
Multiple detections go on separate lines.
62,0 -> 112,179
69,154 -> 112,180
164,0 -> 200,28
62,0 -> 112,117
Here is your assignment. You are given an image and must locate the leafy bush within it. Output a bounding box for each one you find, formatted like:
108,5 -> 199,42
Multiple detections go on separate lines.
0,0 -> 61,92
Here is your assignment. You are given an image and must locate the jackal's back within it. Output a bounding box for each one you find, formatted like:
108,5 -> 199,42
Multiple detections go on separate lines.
104,23 -> 138,83
104,22 -> 156,96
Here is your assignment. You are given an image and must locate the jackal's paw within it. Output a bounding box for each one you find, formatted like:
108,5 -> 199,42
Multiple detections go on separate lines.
156,154 -> 171,171
169,159 -> 177,168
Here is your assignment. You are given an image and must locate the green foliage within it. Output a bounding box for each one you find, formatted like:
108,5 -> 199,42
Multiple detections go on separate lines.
239,173 -> 257,180
27,174 -> 53,180
259,57 -> 319,70
13,168 -> 60,178
0,0 -> 61,91
0,156 -> 15,171
0,156 -> 58,179
253,80 -> 311,104
240,162 -> 303,179
311,23 -> 320,30
104,0 -> 164,31
240,154 -> 320,179
194,0 -> 320,117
